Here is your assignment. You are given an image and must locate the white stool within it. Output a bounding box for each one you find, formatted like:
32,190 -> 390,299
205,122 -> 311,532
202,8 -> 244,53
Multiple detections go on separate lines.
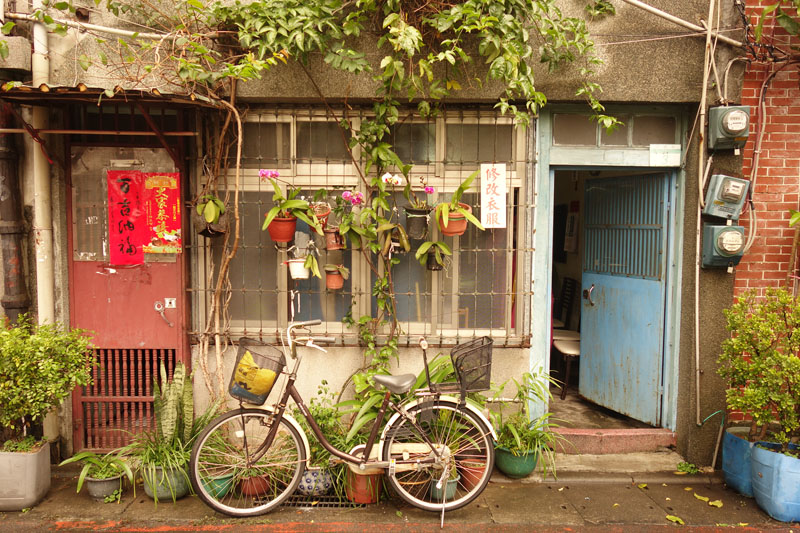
553,339 -> 580,400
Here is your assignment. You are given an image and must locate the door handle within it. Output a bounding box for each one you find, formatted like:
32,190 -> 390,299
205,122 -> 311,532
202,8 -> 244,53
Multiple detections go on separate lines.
582,284 -> 595,306
154,301 -> 174,327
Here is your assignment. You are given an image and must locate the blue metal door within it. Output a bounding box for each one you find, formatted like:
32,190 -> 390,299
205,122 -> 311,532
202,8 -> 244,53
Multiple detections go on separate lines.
579,173 -> 671,426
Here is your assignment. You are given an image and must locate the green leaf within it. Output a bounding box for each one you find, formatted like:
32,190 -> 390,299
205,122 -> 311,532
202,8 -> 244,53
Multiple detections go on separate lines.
666,515 -> 685,525
1,22 -> 16,35
777,8 -> 800,36
78,54 -> 91,71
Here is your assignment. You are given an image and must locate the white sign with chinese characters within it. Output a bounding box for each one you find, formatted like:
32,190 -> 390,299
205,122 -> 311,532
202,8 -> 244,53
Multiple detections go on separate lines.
480,163 -> 507,228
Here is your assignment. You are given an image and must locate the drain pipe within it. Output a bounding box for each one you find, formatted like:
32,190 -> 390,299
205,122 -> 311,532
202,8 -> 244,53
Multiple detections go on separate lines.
0,108 -> 30,324
31,0 -> 54,326
619,0 -> 741,48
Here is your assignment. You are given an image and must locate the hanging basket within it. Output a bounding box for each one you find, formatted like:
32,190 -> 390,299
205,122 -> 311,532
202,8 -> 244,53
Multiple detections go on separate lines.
404,205 -> 431,240
438,203 -> 471,237
266,215 -> 297,243
287,259 -> 310,280
312,202 -> 331,229
324,226 -> 344,250
426,250 -> 443,271
191,209 -> 229,238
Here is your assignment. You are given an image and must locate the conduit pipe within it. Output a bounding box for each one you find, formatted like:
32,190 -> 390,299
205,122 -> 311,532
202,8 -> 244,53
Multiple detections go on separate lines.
619,0 -> 742,48
695,0 -> 716,427
31,0 -> 54,326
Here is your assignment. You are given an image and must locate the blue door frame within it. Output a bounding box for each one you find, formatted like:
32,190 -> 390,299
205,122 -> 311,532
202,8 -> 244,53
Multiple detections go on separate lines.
531,108 -> 687,430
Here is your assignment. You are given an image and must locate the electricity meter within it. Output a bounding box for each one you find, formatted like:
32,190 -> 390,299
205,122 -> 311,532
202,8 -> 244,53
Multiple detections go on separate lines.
702,173 -> 749,220
702,224 -> 745,268
708,106 -> 750,150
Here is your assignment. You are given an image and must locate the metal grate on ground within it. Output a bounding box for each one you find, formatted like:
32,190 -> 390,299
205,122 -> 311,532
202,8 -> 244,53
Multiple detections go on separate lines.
281,494 -> 365,509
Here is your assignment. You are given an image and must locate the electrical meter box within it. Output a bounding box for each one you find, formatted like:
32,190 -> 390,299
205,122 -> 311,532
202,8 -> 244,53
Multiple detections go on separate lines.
702,173 -> 749,220
708,105 -> 750,150
702,224 -> 745,268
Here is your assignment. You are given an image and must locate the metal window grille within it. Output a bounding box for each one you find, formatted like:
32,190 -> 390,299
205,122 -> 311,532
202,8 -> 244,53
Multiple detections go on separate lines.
189,107 -> 533,347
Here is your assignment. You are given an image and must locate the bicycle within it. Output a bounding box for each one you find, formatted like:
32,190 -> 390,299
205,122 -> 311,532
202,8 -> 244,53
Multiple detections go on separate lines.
188,319 -> 496,519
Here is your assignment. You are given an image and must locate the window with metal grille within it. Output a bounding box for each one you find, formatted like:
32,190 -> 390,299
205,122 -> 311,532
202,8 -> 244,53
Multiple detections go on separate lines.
191,108 -> 530,346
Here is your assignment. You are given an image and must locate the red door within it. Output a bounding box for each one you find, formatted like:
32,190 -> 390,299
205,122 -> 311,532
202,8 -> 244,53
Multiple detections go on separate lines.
68,146 -> 187,450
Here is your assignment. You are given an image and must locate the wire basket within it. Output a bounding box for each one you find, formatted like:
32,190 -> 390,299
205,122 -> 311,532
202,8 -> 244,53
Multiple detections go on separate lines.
228,339 -> 286,405
450,337 -> 493,393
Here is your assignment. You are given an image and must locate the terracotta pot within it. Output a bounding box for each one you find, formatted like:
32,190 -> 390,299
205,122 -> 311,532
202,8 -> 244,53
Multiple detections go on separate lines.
324,227 -> 344,250
325,269 -> 344,290
438,203 -> 471,237
458,460 -> 487,491
266,216 -> 297,243
404,206 -> 431,240
312,203 -> 331,228
345,470 -> 381,504
238,475 -> 270,497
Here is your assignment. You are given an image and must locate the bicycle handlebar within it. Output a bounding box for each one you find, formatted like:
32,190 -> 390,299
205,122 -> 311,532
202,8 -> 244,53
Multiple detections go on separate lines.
290,319 -> 322,328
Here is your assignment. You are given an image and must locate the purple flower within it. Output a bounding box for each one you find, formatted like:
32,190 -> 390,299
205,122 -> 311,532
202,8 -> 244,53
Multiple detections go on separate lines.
351,192 -> 364,206
259,169 -> 280,179
342,191 -> 353,201
424,186 -> 435,195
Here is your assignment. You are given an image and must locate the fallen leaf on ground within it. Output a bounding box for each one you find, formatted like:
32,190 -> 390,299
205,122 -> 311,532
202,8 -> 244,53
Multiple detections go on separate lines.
612,503 -> 619,508
694,493 -> 709,502
684,487 -> 693,491
666,515 -> 685,525
558,487 -> 565,492
709,500 -> 723,508
662,483 -> 668,486
638,483 -> 648,490
674,471 -> 688,475
665,497 -> 671,501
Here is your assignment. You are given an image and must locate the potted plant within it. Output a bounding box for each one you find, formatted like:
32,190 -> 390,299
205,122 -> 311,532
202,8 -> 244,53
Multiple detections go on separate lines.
402,176 -> 435,240
324,264 -> 350,290
59,450 -> 134,501
123,360 -> 194,504
192,193 -> 228,238
430,466 -> 459,502
489,370 -> 566,479
293,382 -> 345,497
718,287 -> 800,521
0,316 -> 94,511
324,226 -> 344,250
434,170 -> 484,237
415,240 -> 451,271
261,171 -> 323,243
286,243 -> 321,280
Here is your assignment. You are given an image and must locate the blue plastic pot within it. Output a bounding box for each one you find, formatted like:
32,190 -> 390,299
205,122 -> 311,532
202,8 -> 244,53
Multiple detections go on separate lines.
751,441 -> 800,522
722,428 -> 754,497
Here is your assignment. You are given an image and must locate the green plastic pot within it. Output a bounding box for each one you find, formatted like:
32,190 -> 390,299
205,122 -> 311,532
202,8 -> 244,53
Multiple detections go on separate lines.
494,446 -> 538,479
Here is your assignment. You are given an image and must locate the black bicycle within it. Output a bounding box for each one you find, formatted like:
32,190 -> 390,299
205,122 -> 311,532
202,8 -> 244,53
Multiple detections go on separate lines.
188,319 -> 495,518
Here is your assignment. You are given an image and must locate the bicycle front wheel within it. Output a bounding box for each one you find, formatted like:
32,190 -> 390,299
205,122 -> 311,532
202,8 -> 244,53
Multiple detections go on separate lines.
189,408 -> 306,517
382,400 -> 494,512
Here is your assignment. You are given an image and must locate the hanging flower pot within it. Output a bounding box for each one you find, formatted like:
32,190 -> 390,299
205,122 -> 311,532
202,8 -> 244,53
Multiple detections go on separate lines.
426,250 -> 443,271
324,265 -> 346,290
404,206 -> 431,240
287,259 -> 310,280
266,215 -> 297,243
192,209 -> 229,238
438,203 -> 472,237
312,202 -> 331,229
324,226 -> 344,250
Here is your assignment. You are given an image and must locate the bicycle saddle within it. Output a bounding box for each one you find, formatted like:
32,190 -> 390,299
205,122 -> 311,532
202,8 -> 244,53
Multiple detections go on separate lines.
373,373 -> 416,394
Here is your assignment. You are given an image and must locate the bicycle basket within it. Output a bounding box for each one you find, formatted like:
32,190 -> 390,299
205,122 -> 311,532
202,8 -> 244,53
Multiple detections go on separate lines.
228,338 -> 286,405
450,336 -> 493,393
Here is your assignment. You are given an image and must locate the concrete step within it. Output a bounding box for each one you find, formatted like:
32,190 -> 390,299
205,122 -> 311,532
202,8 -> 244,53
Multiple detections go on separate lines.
553,427 -> 677,455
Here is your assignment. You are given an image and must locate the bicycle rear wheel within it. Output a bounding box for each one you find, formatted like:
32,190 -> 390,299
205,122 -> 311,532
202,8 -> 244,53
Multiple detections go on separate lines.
381,400 -> 494,512
189,408 -> 306,517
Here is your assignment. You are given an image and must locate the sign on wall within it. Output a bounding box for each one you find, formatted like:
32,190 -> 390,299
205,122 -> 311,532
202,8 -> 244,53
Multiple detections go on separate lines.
480,163 -> 507,228
107,170 -> 181,265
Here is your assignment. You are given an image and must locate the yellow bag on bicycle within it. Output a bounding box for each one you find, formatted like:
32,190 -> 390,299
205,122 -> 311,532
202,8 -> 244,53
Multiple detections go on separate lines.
233,350 -> 277,395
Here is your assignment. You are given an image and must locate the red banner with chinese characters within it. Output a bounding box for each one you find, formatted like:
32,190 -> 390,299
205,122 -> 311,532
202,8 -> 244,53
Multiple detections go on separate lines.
108,170 -> 147,265
107,171 -> 181,265
142,173 -> 182,254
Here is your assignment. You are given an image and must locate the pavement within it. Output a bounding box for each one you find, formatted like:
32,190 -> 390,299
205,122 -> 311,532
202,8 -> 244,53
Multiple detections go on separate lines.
1,451 -> 797,532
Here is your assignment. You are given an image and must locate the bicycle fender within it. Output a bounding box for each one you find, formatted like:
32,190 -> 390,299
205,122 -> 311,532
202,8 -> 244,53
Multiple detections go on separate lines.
262,405 -> 311,465
377,395 -> 497,459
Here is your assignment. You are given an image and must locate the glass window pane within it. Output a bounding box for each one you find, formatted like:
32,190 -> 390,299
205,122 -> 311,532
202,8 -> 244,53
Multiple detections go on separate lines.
72,164 -> 109,261
297,122 -> 351,161
552,114 -> 596,146
600,116 -> 630,146
212,191 -> 278,324
632,116 -> 676,145
391,123 -> 435,164
445,124 -> 513,164
240,122 -> 291,169
389,194 -> 433,324
441,192 -> 509,330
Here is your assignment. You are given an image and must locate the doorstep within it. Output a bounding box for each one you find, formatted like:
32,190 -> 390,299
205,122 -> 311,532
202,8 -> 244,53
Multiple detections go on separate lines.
553,427 -> 677,454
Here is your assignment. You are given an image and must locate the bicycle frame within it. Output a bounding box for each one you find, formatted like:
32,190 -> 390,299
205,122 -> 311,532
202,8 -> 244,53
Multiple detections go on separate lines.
245,322 -> 446,472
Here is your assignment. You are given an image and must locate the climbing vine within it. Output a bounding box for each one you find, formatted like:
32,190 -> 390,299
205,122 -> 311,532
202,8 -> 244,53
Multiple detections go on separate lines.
1,0 -> 616,400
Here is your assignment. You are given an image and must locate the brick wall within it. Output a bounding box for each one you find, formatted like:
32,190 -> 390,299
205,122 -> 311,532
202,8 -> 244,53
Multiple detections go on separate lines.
734,3 -> 800,296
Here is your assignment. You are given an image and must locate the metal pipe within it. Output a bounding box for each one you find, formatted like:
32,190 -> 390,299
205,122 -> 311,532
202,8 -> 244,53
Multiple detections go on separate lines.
5,12 -> 167,41
0,129 -> 197,136
619,0 -> 742,48
32,0 -> 54,326
0,110 -> 30,324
